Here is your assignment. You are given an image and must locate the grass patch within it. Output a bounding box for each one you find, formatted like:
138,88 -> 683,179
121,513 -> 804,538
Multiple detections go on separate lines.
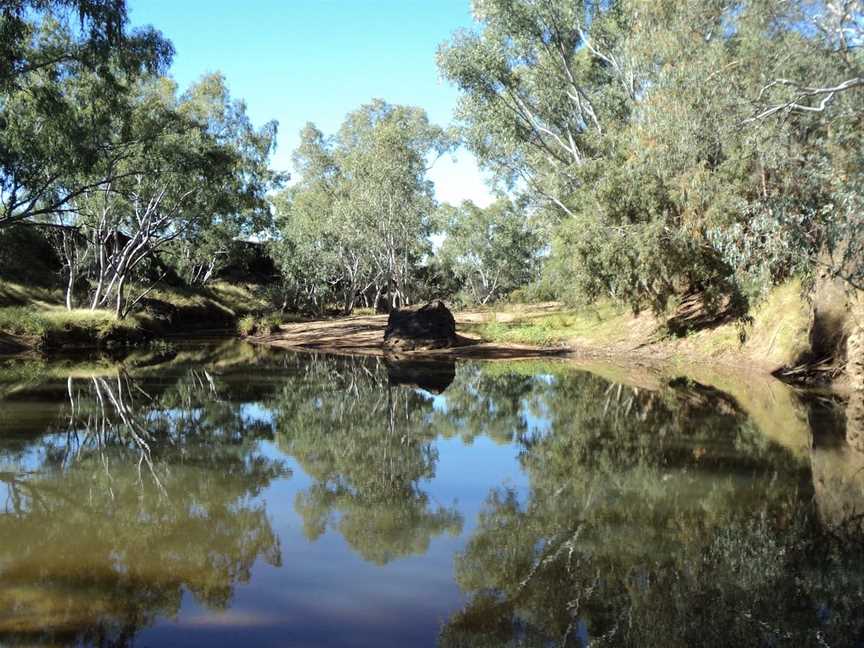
0,306 -> 52,337
0,279 -> 62,308
673,279 -> 811,368
744,279 -> 811,366
238,312 -> 284,337
464,281 -> 811,371
463,301 -> 637,347
0,275 -> 285,354
0,306 -> 143,349
207,281 -> 272,315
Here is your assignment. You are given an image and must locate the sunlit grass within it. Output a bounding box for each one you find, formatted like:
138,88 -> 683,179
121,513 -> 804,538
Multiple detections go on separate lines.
238,312 -> 289,336
0,305 -> 143,351
464,281 -> 811,367
672,279 -> 810,367
463,301 -> 634,347
0,279 -> 61,308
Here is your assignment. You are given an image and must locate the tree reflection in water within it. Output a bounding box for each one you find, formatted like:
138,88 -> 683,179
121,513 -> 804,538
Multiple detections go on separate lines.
437,367 -> 864,648
275,354 -> 463,565
0,364 -> 288,646
0,349 -> 862,647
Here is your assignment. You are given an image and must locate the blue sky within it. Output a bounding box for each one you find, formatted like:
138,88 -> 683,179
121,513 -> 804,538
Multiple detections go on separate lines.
128,0 -> 493,206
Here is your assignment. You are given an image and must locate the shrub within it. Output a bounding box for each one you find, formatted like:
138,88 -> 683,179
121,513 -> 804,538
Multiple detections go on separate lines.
237,315 -> 257,336
0,307 -> 49,337
237,312 -> 283,337
258,313 -> 283,334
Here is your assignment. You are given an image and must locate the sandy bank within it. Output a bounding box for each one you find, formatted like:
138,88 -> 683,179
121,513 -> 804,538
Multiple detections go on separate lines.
249,314 -> 569,360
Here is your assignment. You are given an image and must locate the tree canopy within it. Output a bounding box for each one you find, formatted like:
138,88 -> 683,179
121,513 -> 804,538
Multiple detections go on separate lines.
271,100 -> 453,314
439,0 -> 863,310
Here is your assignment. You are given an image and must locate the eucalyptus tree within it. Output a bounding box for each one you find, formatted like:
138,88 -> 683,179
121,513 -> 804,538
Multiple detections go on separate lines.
166,73 -> 282,286
437,0 -> 634,219
0,5 -> 172,229
439,0 -> 864,311
436,199 -> 543,304
618,0 -> 864,300
271,123 -> 377,314
335,100 -> 452,309
72,73 -> 280,316
273,101 -> 452,314
0,0 -> 162,88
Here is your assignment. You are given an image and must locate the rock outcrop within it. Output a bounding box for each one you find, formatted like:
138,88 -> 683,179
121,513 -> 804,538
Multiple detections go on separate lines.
383,301 -> 457,351
385,358 -> 456,393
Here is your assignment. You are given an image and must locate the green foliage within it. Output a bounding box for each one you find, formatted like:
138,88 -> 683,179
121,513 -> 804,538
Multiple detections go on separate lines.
0,1 -> 170,90
237,312 -> 283,337
435,199 -> 543,305
166,73 -> 284,286
271,101 -> 454,314
440,0 -> 864,310
237,314 -> 257,336
1,10 -> 280,318
0,307 -> 50,337
0,5 -> 173,228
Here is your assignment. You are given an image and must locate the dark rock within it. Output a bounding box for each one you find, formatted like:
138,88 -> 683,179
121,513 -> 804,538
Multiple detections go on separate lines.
383,301 -> 457,350
386,358 -> 456,394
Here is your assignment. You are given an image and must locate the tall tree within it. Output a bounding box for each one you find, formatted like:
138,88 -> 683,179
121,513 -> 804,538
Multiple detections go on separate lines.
439,0 -> 863,311
273,100 -> 452,314
436,199 -> 542,304
0,5 -> 172,229
65,73 -> 280,316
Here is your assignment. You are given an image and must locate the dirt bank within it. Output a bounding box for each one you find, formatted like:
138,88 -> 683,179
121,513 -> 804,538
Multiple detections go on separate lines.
250,314 -> 568,360
250,282 -> 859,391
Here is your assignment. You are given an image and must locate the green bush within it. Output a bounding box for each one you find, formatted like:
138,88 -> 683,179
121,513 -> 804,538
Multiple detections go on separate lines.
237,315 -> 257,336
545,217 -> 737,314
259,313 -> 283,334
0,307 -> 49,337
237,312 -> 283,337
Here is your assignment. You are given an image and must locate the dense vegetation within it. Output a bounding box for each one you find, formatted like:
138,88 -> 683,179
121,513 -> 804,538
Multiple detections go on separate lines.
438,0 -> 862,311
0,0 -> 862,351
274,0 -> 864,318
0,0 -> 281,324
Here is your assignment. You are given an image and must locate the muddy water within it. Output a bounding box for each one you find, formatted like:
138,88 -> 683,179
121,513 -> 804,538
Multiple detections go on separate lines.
0,341 -> 861,647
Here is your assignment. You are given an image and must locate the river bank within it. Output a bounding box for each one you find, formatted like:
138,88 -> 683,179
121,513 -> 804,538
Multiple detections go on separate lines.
248,280 -> 835,383
0,278 -> 272,354
3,276 -> 861,397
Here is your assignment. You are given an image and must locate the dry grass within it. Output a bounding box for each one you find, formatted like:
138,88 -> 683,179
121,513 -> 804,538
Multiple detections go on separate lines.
668,279 -> 811,370
459,301 -> 649,348
461,281 -> 812,373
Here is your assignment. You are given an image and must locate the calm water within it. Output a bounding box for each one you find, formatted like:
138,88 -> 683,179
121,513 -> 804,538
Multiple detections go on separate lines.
0,341 -> 862,647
